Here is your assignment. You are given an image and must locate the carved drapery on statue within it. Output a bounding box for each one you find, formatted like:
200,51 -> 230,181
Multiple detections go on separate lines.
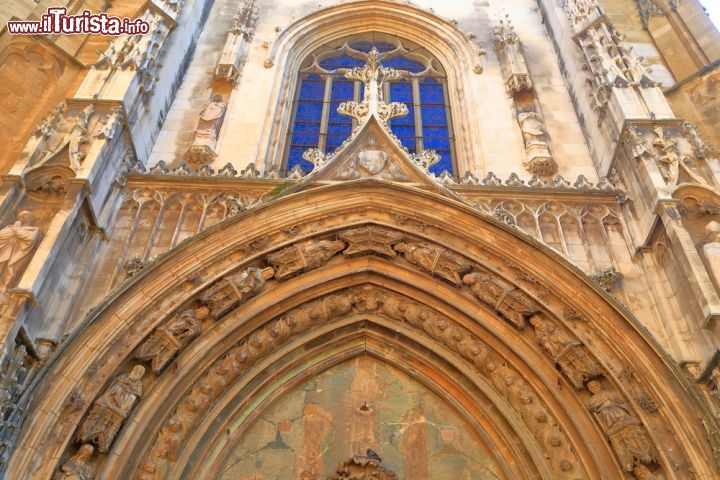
493,20 -> 557,176
187,94 -> 227,167
76,365 -> 146,452
200,266 -> 274,317
393,242 -> 470,286
267,239 -> 345,279
463,271 -> 538,328
529,314 -> 601,388
587,380 -> 657,474
0,211 -> 42,291
134,306 -> 208,373
52,444 -> 94,480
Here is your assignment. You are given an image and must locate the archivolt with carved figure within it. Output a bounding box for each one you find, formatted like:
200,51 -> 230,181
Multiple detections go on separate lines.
8,181 -> 717,479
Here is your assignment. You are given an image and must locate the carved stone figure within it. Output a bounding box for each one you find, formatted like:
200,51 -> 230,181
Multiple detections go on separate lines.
200,266 -> 274,317
134,307 -> 209,372
53,444 -> 94,480
393,242 -> 470,285
463,271 -> 537,328
703,221 -> 720,291
93,108 -> 121,140
590,267 -> 624,292
187,94 -> 227,165
267,239 -> 345,279
625,126 -> 651,159
529,315 -> 602,388
339,226 -> 402,256
77,365 -> 146,452
0,211 -> 42,291
587,380 -> 656,472
517,112 -> 557,176
329,450 -> 397,480
652,126 -> 680,186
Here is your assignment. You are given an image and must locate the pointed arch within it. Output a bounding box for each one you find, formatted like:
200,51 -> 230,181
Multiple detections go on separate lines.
8,180 -> 719,479
258,0 -> 484,174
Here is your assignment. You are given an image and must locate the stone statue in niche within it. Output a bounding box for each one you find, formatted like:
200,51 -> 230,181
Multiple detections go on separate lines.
703,221 -> 720,291
267,239 -> 346,279
76,365 -> 146,452
587,380 -> 656,472
393,242 -> 470,286
187,94 -> 227,166
200,266 -> 274,318
517,111 -> 557,176
529,315 -> 602,389
0,211 -> 42,291
53,444 -> 95,480
134,306 -> 209,373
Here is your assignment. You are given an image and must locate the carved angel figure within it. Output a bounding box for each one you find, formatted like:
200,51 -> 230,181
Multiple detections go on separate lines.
0,211 -> 42,291
77,365 -> 146,452
529,315 -> 601,388
200,267 -> 274,317
267,239 -> 345,279
134,307 -> 208,372
53,444 -> 94,480
394,242 -> 469,285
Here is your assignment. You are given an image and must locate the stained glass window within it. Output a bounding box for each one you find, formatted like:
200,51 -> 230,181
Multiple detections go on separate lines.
286,36 -> 456,175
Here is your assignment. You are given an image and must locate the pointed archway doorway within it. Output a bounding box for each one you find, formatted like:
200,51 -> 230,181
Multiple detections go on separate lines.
8,179 -> 719,480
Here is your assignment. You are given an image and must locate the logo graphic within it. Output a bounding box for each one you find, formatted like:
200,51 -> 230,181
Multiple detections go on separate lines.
7,8 -> 149,35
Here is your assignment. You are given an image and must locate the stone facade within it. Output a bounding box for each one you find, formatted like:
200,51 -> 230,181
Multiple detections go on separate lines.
0,0 -> 720,479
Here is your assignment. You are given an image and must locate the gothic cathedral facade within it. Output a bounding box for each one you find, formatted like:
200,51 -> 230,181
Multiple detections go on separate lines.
0,0 -> 720,478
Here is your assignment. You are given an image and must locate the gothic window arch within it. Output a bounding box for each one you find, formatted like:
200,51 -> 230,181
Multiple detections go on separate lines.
284,35 -> 457,175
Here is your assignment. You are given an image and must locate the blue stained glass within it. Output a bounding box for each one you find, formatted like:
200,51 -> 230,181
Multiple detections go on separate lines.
421,105 -> 448,126
382,56 -> 426,72
327,135 -> 350,149
291,132 -> 319,146
390,124 -> 416,138
396,136 -> 416,152
349,41 -> 396,53
429,151 -> 452,175
319,54 -> 366,70
295,101 -> 323,122
327,123 -> 352,137
389,82 -> 413,104
423,137 -> 451,150
287,146 -> 314,171
292,123 -> 320,135
423,126 -> 449,138
298,79 -> 325,100
331,80 -> 354,101
419,83 -> 445,104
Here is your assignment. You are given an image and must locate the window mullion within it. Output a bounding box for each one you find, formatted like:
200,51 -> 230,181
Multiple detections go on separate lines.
352,80 -> 361,131
318,75 -> 333,151
412,77 -> 423,152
